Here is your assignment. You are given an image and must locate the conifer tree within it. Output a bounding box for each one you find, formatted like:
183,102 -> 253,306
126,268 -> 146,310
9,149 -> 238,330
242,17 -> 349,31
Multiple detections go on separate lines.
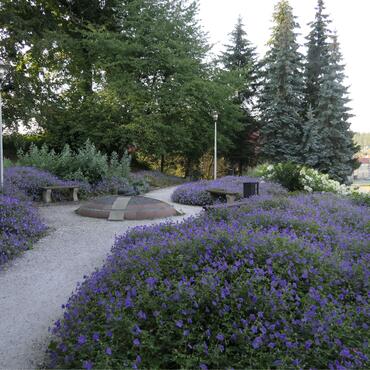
301,106 -> 322,167
304,0 -> 331,111
313,34 -> 359,183
259,0 -> 304,163
220,16 -> 259,173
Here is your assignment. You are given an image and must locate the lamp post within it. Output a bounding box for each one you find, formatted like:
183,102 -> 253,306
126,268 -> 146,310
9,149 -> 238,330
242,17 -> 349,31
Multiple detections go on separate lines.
0,61 -> 10,193
212,111 -> 218,180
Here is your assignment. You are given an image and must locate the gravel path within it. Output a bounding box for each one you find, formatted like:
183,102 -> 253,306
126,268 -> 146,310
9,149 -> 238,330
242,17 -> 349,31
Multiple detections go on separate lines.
0,187 -> 201,370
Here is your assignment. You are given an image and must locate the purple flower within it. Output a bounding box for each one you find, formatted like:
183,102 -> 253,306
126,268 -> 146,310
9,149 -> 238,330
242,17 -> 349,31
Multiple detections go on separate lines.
125,296 -> 133,308
83,360 -> 93,370
131,325 -> 141,335
252,336 -> 263,349
133,338 -> 141,346
47,189 -> 370,369
105,347 -> 112,355
340,348 -> 351,358
92,333 -> 99,342
137,311 -> 147,320
216,333 -> 224,341
145,277 -> 157,289
78,335 -> 87,345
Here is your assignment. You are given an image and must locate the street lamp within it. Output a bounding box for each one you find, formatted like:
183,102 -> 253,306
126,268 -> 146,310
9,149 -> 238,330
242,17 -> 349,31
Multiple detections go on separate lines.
212,110 -> 218,180
0,61 -> 10,193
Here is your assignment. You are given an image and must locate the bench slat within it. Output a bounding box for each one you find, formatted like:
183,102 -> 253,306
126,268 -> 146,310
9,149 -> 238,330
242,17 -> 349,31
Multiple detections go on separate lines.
206,188 -> 239,196
204,199 -> 250,211
42,185 -> 80,190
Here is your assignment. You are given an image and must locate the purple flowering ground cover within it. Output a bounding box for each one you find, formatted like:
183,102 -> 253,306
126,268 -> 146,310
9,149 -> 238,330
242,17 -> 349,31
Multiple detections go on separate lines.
48,193 -> 369,369
171,176 -> 287,205
0,166 -> 89,266
0,166 -> 143,267
3,166 -> 92,201
0,195 -> 46,266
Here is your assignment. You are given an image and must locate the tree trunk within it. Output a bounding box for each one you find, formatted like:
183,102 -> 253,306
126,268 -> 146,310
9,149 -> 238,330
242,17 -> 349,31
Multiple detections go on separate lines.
238,160 -> 243,176
160,155 -> 165,173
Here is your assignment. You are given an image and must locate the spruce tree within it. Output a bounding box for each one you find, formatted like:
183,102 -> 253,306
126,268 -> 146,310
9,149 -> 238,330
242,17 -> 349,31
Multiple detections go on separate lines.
220,16 -> 259,173
304,0 -> 331,111
314,34 -> 359,183
259,0 -> 304,163
301,106 -> 322,167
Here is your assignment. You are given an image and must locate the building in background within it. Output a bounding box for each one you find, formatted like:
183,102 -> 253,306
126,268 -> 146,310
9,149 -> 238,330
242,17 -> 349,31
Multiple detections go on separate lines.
353,157 -> 370,180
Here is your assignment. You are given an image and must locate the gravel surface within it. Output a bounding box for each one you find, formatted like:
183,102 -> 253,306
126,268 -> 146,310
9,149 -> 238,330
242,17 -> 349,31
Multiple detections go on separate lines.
0,187 -> 201,369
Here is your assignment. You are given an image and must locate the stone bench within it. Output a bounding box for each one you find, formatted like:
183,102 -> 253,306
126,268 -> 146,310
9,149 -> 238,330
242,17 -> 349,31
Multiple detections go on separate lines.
206,188 -> 239,204
203,199 -> 250,212
42,185 -> 80,203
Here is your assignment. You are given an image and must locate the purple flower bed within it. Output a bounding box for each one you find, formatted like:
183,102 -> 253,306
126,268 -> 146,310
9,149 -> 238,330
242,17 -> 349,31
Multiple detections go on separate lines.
4,166 -> 91,201
171,176 -> 287,206
48,193 -> 369,369
0,195 -> 46,266
3,166 -> 137,200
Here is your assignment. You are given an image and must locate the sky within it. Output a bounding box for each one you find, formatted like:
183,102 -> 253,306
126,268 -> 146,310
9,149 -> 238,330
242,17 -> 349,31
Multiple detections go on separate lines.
198,0 -> 370,133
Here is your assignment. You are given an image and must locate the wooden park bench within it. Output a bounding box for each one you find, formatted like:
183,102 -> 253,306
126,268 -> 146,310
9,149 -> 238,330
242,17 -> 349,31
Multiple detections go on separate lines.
206,188 -> 239,204
42,185 -> 80,203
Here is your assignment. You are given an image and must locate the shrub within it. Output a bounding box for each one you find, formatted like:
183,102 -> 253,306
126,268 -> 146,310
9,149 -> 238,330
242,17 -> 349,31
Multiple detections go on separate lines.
18,140 -> 131,184
257,162 -> 303,191
299,167 -> 352,195
48,193 -> 369,369
259,163 -> 357,195
349,192 -> 370,207
132,171 -> 186,188
171,176 -> 286,206
4,158 -> 14,168
0,195 -> 46,266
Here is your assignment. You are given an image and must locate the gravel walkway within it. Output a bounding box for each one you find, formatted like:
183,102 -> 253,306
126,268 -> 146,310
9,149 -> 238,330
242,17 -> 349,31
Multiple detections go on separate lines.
0,187 -> 201,369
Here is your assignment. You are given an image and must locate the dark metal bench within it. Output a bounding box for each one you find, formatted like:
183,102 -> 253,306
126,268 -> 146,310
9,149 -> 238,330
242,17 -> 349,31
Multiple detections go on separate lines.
42,185 -> 80,203
206,188 -> 239,204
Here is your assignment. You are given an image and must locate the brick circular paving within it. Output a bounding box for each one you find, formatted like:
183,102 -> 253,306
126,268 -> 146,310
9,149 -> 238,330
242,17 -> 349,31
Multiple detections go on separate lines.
76,195 -> 179,220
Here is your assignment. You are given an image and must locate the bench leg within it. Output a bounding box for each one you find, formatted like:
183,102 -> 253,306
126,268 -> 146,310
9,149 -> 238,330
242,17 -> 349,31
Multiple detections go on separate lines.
43,189 -> 52,203
226,194 -> 236,204
72,188 -> 79,202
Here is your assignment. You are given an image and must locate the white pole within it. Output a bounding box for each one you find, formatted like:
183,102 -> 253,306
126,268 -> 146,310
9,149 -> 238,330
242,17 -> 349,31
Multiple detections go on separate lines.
0,88 -> 3,193
214,117 -> 217,180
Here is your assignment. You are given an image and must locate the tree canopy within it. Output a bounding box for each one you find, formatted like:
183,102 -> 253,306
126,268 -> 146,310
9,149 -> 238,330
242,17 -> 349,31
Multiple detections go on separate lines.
0,0 -> 360,181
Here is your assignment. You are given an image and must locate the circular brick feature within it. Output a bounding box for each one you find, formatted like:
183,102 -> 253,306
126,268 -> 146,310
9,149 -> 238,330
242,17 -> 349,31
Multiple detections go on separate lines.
76,196 -> 179,221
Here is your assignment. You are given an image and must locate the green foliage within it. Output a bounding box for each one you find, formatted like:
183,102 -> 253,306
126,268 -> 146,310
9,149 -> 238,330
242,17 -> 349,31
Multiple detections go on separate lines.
258,0 -> 305,164
312,35 -> 359,183
220,16 -> 259,172
0,0 -> 359,182
3,133 -> 46,160
258,162 -> 303,192
0,0 -> 241,177
304,0 -> 331,111
259,162 -> 356,195
302,1 -> 359,183
132,171 -> 185,188
4,158 -> 14,169
349,192 -> 370,207
18,140 -> 131,184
